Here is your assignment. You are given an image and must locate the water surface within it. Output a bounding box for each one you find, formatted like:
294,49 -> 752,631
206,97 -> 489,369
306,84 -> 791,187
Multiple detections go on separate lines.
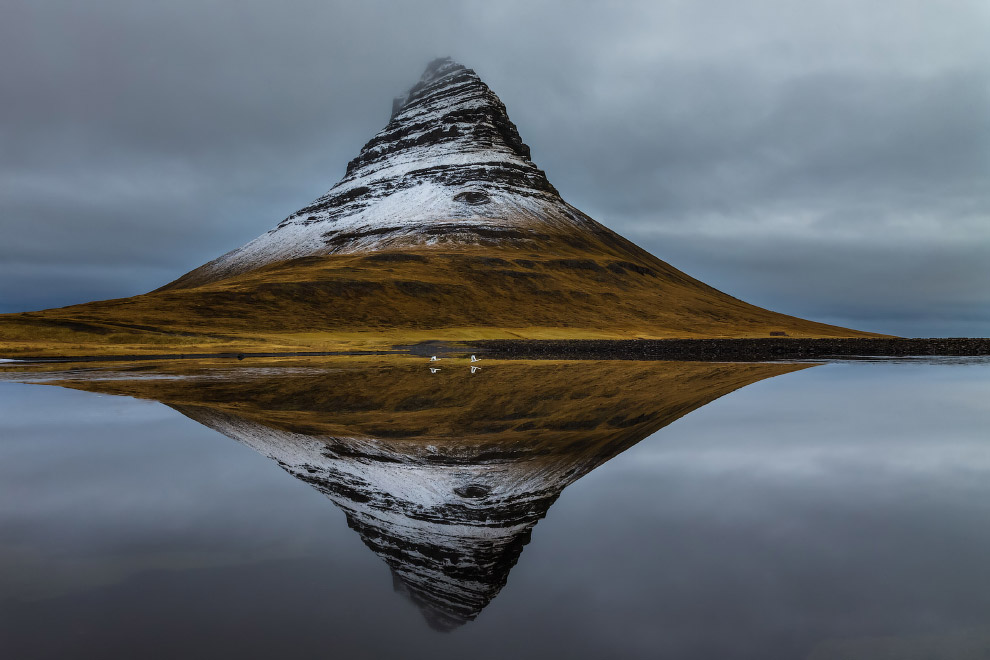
1,357 -> 988,659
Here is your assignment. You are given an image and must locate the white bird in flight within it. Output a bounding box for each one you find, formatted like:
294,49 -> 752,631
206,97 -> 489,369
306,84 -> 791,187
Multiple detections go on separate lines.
429,355 -> 439,362
470,355 -> 479,362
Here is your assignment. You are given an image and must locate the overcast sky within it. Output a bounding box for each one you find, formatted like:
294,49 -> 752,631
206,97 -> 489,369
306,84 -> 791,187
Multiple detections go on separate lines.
1,0 -> 987,336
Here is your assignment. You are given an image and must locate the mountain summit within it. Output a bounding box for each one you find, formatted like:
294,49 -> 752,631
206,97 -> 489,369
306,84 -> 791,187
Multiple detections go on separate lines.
172,57 -> 603,288
0,59 -> 880,355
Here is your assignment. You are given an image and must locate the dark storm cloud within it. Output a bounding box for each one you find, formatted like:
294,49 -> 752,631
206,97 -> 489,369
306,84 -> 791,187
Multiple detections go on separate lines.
1,0 -> 988,334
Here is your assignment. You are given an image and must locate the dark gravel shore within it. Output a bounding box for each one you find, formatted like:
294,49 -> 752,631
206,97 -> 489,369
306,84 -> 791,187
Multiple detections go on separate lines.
473,338 -> 990,361
5,338 -> 989,364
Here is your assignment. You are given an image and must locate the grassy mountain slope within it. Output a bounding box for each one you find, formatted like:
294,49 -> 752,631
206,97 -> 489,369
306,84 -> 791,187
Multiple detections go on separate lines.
0,233 -> 883,357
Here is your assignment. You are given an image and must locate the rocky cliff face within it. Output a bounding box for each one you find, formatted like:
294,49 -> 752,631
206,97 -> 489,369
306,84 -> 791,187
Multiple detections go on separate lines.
182,58 -> 600,285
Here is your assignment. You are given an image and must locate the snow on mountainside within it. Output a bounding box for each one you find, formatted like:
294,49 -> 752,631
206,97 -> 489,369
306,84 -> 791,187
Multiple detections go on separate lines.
188,57 -> 597,284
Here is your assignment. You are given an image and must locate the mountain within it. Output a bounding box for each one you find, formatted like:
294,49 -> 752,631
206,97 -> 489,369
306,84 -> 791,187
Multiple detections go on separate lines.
168,57 -> 590,288
23,356 -> 813,629
0,58 -> 881,357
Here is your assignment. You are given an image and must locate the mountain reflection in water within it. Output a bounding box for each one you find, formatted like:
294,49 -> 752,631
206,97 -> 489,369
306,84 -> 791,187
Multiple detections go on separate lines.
27,357 -> 810,630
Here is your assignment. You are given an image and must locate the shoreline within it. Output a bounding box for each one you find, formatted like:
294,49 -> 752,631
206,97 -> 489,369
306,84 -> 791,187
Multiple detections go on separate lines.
472,338 -> 990,361
0,350 -> 407,364
1,338 -> 989,364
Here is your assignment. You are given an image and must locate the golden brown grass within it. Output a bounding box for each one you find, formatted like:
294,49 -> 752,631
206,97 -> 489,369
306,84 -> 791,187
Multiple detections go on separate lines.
0,242 -> 887,357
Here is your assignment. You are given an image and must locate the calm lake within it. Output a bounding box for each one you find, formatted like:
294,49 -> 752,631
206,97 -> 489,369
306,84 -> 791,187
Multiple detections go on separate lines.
1,356 -> 988,659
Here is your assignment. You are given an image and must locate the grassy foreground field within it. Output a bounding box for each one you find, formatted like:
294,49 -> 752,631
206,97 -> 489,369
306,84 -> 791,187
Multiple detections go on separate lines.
0,244 -> 885,358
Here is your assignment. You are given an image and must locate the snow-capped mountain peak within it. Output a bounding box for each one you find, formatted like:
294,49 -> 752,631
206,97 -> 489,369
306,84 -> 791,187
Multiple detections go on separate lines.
180,58 -> 591,286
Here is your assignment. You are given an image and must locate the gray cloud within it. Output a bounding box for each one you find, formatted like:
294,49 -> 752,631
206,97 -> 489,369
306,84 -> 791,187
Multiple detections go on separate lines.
1,0 -> 988,335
